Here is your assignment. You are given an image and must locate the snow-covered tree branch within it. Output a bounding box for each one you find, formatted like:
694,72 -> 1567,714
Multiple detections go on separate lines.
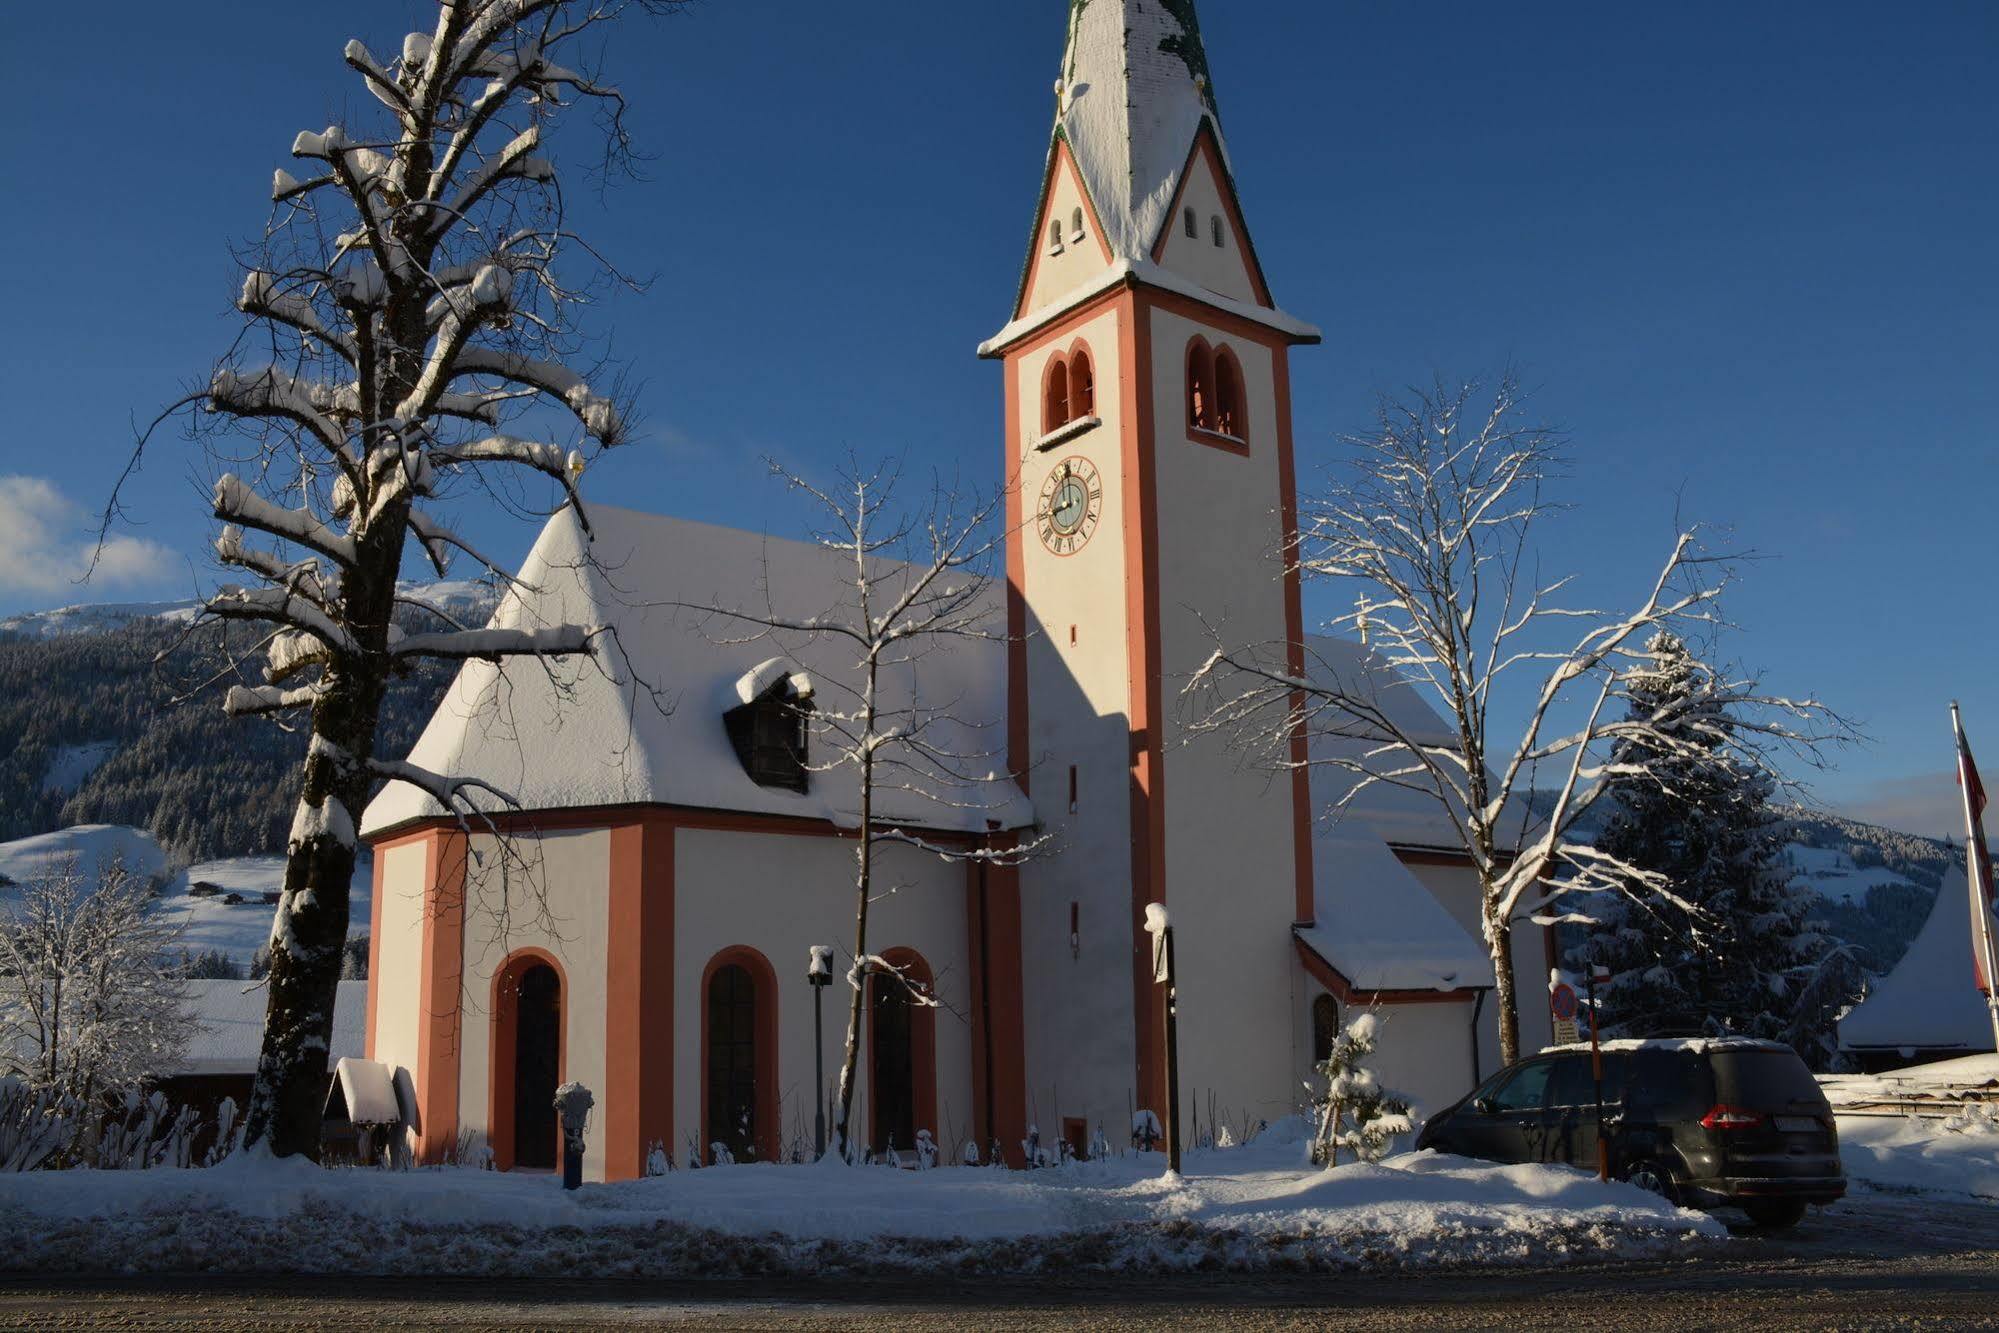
682,455 -> 1050,1163
1185,374 -> 1849,1064
97,0 -> 684,1161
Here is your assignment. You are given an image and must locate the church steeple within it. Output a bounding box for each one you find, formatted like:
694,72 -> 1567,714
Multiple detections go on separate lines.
1054,0 -> 1225,263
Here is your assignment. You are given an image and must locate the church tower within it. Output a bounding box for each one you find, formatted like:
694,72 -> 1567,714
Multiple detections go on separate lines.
984,3 -> 1322,1141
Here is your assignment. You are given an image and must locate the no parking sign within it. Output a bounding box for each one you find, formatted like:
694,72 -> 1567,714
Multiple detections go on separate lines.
1550,981 -> 1581,1045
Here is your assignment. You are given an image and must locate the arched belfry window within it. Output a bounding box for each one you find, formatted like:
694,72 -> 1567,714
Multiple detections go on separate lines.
1213,347 -> 1246,440
1183,206 -> 1198,239
1069,346 -> 1095,419
1070,206 -> 1085,242
1043,356 -> 1071,434
724,659 -> 814,792
1185,337 -> 1216,433
1048,220 -> 1064,252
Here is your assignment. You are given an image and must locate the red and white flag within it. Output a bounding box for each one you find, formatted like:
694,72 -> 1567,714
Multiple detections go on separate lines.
1950,704 -> 1999,1000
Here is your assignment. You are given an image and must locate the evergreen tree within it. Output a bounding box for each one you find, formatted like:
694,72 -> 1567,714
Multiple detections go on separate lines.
1569,632 -> 1833,1052
1310,1013 -> 1411,1167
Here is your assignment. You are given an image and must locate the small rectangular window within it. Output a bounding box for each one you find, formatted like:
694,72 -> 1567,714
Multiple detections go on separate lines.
1183,207 -> 1197,239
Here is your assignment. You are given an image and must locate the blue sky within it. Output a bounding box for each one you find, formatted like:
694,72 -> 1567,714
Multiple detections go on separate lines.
0,2 -> 1991,835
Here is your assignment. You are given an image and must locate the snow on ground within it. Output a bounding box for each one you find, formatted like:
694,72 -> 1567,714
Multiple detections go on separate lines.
1837,1111 -> 1999,1201
0,1130 -> 1721,1277
1784,844 -> 1919,904
0,828 -> 372,966
37,740 -> 118,794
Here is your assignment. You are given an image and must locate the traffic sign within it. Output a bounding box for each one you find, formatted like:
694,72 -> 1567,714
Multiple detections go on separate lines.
1550,983 -> 1579,1022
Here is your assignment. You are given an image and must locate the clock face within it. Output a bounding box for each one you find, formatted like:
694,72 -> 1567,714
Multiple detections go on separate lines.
1038,456 -> 1102,556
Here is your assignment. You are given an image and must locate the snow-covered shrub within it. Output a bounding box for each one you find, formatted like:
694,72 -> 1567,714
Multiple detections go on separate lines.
1311,1013 -> 1411,1167
0,1079 -> 77,1172
1089,1125 -> 1111,1162
914,1129 -> 938,1170
645,1141 -> 671,1176
709,1141 -> 736,1167
203,1097 -> 239,1168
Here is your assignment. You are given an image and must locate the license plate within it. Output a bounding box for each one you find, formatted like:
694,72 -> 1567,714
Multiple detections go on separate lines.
1775,1116 -> 1820,1133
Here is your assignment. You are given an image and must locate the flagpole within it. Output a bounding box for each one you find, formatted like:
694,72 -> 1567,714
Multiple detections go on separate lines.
1950,702 -> 1999,1055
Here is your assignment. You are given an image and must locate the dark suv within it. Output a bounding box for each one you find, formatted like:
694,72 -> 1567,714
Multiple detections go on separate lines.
1415,1038 -> 1845,1228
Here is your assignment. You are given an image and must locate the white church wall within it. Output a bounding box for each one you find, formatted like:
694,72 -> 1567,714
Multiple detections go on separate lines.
458,827 -> 614,1181
1012,307 -> 1148,1146
673,828 -> 976,1162
370,839 -> 427,1076
1145,304 -> 1299,1126
1401,857 -> 1554,1066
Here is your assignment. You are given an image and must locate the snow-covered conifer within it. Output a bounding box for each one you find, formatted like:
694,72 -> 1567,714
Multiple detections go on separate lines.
1570,632 -> 1843,1054
1310,1013 -> 1410,1167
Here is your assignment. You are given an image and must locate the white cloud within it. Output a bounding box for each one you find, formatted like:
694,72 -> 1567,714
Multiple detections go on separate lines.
0,475 -> 179,599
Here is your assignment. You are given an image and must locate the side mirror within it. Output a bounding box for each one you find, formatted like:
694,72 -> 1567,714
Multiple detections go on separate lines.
1472,1097 -> 1497,1115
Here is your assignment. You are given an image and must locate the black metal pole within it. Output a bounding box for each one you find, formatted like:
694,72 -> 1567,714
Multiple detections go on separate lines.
813,982 -> 826,1157
1163,925 -> 1182,1175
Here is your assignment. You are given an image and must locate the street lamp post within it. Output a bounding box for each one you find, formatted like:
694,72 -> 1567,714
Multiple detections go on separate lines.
807,945 -> 835,1157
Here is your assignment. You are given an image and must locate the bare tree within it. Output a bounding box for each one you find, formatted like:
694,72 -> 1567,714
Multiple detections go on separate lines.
687,458 -> 1047,1163
1187,375 -> 1840,1064
0,856 -> 188,1109
103,0 -> 684,1158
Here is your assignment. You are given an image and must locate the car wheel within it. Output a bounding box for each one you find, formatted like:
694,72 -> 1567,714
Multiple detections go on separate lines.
1742,1198 -> 1808,1231
1624,1160 -> 1680,1205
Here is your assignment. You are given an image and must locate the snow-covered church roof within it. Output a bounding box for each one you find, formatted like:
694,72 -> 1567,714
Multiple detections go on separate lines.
360,506 -> 1033,839
1840,867 -> 1999,1055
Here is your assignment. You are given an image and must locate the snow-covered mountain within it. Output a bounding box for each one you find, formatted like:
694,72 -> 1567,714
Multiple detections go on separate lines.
0,579 -> 499,641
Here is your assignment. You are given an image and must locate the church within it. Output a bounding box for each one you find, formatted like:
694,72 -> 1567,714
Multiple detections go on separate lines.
359,2 -> 1554,1181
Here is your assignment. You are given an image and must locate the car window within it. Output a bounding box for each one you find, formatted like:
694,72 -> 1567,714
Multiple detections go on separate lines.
1711,1050 -> 1827,1110
1550,1052 -> 1628,1108
1490,1060 -> 1555,1113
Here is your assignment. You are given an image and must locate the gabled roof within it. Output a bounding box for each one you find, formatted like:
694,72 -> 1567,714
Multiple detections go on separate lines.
359,506 -> 1034,840
1840,867 -> 1999,1053
1295,834 -> 1491,994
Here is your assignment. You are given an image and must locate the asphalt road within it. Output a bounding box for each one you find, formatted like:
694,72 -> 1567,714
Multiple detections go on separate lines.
2,1193 -> 1992,1331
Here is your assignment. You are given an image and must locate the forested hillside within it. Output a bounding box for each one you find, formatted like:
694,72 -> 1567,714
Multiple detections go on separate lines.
0,618 -> 462,865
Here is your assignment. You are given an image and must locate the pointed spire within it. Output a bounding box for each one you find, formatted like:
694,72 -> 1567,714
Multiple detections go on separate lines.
1054,0 -> 1225,262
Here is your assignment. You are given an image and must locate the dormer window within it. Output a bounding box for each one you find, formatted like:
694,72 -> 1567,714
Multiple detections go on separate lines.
1183,207 -> 1197,239
1211,215 -> 1225,248
724,659 -> 814,793
1070,207 -> 1086,243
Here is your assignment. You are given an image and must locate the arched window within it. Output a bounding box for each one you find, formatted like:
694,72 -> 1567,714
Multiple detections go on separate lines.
1043,355 -> 1071,434
1311,993 -> 1340,1066
1213,347 -> 1246,440
1069,346 -> 1095,419
1185,337 -> 1216,432
1048,219 -> 1063,252
1183,206 -> 1198,239
702,947 -> 778,1164
868,948 -> 937,1160
1070,206 -> 1085,241
1211,214 -> 1225,248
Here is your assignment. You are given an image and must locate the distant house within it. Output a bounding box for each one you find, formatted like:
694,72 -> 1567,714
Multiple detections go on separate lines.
151,979 -> 368,1146
1840,867 -> 1999,1071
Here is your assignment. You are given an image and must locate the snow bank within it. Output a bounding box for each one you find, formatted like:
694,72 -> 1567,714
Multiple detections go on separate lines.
0,1136 -> 1719,1277
1837,1111 -> 1999,1201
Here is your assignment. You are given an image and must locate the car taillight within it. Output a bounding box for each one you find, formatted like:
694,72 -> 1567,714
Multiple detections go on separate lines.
1700,1105 -> 1766,1131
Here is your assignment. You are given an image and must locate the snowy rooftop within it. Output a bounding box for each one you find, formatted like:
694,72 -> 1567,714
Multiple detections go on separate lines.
361,506 -> 1033,838
1840,866 -> 1999,1054
1295,834 -> 1491,994
174,979 -> 367,1078
1540,1038 -> 1797,1056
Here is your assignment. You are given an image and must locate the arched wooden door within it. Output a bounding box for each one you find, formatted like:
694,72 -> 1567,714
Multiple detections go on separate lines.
868,950 -> 936,1159
706,963 -> 759,1162
511,962 -> 562,1169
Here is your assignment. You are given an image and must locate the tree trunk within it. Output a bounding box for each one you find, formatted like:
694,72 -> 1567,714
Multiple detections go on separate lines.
1490,914 -> 1520,1067
829,662 -> 879,1163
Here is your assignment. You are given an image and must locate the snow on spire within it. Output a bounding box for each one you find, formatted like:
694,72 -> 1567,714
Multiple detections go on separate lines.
1056,0 -> 1226,262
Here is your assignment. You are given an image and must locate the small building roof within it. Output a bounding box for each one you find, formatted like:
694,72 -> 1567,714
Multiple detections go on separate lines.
361,505 -> 1033,840
1840,867 -> 1999,1054
172,979 -> 368,1077
1295,834 -> 1491,994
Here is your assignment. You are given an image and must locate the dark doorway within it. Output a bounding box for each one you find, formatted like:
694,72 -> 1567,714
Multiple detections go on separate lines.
871,974 -> 917,1157
706,964 -> 759,1162
1311,993 -> 1340,1066
511,963 -> 561,1170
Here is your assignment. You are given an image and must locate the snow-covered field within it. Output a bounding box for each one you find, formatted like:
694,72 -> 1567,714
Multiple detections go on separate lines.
1784,844 -> 1920,905
0,826 -> 372,966
0,1131 -> 1721,1277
